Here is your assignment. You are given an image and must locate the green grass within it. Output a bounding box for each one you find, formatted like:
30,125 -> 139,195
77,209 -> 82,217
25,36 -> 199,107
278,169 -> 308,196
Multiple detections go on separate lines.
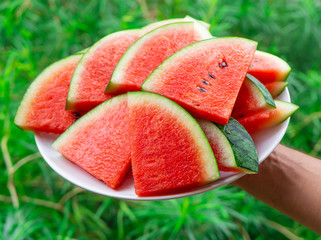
1,0 -> 321,239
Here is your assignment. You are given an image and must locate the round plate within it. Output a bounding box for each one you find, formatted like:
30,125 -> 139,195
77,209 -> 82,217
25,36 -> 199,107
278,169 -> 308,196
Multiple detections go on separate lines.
35,89 -> 291,200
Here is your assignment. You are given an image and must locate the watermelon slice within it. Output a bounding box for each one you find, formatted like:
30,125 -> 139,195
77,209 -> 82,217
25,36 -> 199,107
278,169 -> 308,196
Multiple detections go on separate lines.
197,118 -> 258,173
66,29 -> 141,112
106,21 -> 212,94
248,50 -> 291,83
14,54 -> 82,134
142,37 -> 257,125
264,81 -> 288,98
52,94 -> 131,189
128,92 -> 219,196
236,100 -> 299,134
232,74 -> 276,118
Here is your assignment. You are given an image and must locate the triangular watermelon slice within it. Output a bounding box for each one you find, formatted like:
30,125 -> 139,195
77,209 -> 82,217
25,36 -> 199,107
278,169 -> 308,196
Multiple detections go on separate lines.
142,37 -> 257,125
14,54 -> 82,134
106,21 -> 212,94
66,29 -> 141,112
128,92 -> 219,196
236,100 -> 299,135
52,94 -> 131,189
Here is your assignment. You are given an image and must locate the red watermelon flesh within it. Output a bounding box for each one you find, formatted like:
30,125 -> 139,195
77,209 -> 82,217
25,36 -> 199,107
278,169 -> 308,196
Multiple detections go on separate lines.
142,37 -> 257,125
14,54 -> 82,134
248,50 -> 291,83
106,22 -> 212,94
128,92 -> 219,196
52,94 -> 131,189
236,100 -> 298,135
66,30 -> 141,112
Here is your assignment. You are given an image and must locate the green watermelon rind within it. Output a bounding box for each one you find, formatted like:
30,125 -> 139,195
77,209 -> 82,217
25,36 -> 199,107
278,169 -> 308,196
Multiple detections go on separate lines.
76,48 -> 89,55
215,118 -> 258,173
127,91 -> 220,183
246,73 -> 276,108
14,53 -> 83,131
261,100 -> 299,127
196,119 -> 236,170
197,118 -> 258,173
66,29 -> 141,111
183,15 -> 211,30
141,16 -> 210,35
52,94 -> 128,151
232,74 -> 276,118
271,100 -> 299,124
105,21 -> 212,94
142,37 -> 257,91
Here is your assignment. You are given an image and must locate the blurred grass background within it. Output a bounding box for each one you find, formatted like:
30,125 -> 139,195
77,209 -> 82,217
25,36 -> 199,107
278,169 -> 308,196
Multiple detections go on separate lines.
1,0 -> 321,239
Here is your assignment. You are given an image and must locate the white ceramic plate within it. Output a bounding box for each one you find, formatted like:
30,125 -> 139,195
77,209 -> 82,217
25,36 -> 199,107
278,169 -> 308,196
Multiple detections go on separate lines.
35,89 -> 290,200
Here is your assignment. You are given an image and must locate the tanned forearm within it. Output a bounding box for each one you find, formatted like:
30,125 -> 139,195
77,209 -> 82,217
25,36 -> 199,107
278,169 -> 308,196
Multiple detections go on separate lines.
233,144 -> 321,235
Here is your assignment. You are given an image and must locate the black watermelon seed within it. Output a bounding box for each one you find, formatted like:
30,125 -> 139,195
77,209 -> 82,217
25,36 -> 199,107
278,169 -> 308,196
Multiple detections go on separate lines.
197,86 -> 206,92
218,61 -> 227,68
202,79 -> 209,85
208,73 -> 214,78
73,112 -> 81,118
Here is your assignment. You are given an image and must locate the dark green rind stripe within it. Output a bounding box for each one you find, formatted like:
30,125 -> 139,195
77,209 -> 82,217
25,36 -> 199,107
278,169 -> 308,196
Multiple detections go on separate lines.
246,74 -> 276,108
216,118 -> 258,173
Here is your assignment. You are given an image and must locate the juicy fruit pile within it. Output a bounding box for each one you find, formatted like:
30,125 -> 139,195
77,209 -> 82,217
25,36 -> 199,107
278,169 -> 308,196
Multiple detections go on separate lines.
14,17 -> 298,197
